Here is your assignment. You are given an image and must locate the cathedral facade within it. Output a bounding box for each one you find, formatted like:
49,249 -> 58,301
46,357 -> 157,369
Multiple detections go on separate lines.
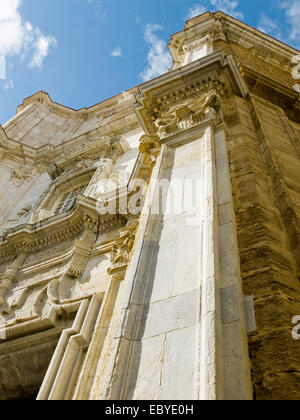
0,11 -> 299,400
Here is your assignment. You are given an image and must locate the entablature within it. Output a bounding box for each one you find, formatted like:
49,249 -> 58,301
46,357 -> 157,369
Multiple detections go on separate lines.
134,51 -> 248,135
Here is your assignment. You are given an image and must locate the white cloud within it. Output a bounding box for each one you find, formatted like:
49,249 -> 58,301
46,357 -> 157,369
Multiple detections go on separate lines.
28,31 -> 57,68
110,46 -> 122,57
3,79 -> 14,90
0,55 -> 5,79
140,24 -> 172,82
280,0 -> 300,42
186,5 -> 207,20
0,0 -> 57,72
186,0 -> 243,20
87,0 -> 108,20
258,14 -> 282,39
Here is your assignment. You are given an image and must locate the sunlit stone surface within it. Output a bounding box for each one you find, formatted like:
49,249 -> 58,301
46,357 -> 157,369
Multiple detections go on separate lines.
0,11 -> 299,400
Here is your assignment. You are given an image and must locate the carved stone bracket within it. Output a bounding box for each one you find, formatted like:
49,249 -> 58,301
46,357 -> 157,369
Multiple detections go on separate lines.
139,75 -> 228,137
49,215 -> 99,304
67,215 -> 99,278
0,253 -> 27,307
138,135 -> 161,181
154,89 -> 222,138
108,219 -> 138,275
10,167 -> 35,186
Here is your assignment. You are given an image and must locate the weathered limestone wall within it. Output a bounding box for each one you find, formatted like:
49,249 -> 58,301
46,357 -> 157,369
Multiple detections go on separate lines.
77,120 -> 252,401
0,11 -> 299,401
224,93 -> 300,400
0,173 -> 51,235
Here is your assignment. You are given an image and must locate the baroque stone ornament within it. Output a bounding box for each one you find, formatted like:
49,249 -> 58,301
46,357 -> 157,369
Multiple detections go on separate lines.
10,167 -> 35,186
139,135 -> 161,166
138,135 -> 161,182
0,10 -> 299,402
0,253 -> 27,307
154,89 -> 222,138
108,220 -> 137,275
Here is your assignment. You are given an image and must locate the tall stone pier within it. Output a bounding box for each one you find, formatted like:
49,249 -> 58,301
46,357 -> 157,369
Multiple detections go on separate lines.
0,12 -> 299,400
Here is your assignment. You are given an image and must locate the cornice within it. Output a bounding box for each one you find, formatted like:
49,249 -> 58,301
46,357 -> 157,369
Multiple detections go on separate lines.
0,113 -> 139,170
49,136 -> 130,181
15,88 -> 140,121
176,11 -> 299,55
0,195 -> 125,264
240,65 -> 300,123
169,12 -> 299,78
134,51 -> 248,134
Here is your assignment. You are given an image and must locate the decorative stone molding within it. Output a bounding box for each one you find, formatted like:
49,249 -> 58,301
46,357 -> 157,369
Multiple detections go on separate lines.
51,136 -> 129,180
150,77 -> 227,124
0,196 -> 100,265
182,34 -> 211,53
99,214 -> 128,234
136,76 -> 229,137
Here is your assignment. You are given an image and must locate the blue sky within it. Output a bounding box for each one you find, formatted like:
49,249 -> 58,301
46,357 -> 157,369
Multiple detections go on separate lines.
0,0 -> 299,125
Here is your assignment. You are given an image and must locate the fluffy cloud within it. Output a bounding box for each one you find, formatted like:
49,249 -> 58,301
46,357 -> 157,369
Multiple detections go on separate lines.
110,46 -> 122,57
3,79 -> 14,90
186,5 -> 207,19
140,24 -> 172,82
0,0 -> 57,70
280,0 -> 300,42
187,0 -> 243,20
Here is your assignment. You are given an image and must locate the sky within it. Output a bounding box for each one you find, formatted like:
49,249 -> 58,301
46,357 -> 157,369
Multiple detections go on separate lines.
0,0 -> 299,125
